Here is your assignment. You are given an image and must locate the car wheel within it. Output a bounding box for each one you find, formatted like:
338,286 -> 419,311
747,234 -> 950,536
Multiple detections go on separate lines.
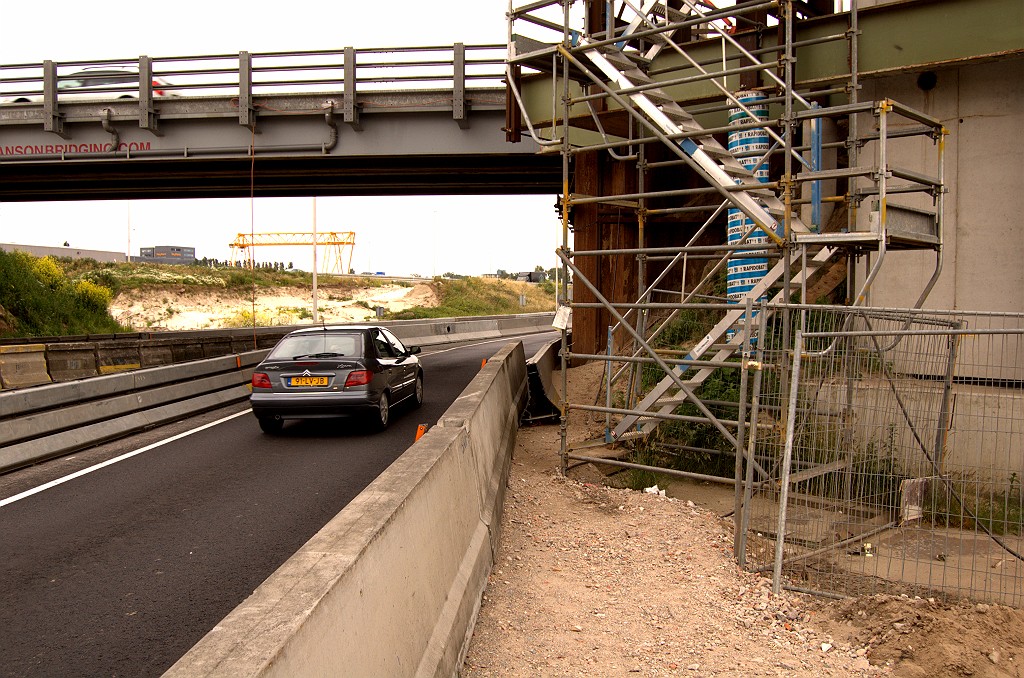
374,392 -> 390,431
258,416 -> 283,434
413,373 -> 424,408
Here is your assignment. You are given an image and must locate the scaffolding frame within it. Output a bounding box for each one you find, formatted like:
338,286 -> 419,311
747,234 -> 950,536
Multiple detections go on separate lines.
508,0 -> 949,589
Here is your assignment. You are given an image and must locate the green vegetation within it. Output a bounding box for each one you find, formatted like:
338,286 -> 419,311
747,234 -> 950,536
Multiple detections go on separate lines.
0,255 -> 557,338
387,276 -> 555,319
921,474 -> 1024,537
220,308 -> 296,328
61,258 -> 375,296
0,250 -> 129,337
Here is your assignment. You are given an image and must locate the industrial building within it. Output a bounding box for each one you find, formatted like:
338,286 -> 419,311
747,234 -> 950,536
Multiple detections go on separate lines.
0,242 -> 124,263
136,245 -> 196,265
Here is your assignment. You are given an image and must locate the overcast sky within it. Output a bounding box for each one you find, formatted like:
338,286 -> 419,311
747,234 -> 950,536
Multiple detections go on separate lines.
0,1 -> 567,276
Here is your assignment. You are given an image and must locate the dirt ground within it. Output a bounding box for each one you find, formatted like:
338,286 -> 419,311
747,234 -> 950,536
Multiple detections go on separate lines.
102,289 -> 1024,675
461,362 -> 1024,677
109,283 -> 437,330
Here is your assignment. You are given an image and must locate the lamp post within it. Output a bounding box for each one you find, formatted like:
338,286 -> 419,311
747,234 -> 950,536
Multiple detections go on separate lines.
312,197 -> 319,323
126,201 -> 132,263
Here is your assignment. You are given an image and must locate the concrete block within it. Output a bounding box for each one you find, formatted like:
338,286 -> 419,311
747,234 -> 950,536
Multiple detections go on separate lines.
0,385 -> 252,473
0,344 -> 52,389
201,336 -> 234,358
0,371 -> 246,449
140,338 -> 176,367
96,340 -> 141,374
231,336 -> 259,354
170,342 -> 205,363
45,342 -> 99,382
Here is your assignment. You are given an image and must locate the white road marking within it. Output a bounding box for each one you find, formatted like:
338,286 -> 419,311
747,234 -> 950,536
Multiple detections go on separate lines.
0,410 -> 251,509
1,331 -> 560,509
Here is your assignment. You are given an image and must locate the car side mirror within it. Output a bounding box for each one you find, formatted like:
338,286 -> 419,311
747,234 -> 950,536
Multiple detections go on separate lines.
407,346 -> 421,355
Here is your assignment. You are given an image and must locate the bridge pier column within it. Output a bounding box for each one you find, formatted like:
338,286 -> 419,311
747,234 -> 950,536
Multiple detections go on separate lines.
571,149 -> 638,360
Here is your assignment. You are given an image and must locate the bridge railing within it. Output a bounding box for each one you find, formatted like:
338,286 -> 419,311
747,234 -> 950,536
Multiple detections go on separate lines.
0,43 -> 507,104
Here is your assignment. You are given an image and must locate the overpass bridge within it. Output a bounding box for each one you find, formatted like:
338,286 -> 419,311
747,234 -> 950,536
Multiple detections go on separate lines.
1,2 -> 1022,673
0,44 -> 561,200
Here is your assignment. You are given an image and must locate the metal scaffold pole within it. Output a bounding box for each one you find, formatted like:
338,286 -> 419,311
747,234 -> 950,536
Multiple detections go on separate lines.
506,0 -> 945,593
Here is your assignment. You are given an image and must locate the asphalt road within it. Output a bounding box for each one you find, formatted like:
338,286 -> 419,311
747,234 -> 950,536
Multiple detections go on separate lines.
0,332 -> 558,678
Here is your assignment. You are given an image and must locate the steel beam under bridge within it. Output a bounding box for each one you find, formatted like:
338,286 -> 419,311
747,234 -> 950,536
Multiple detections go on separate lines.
0,91 -> 559,201
0,46 -> 560,201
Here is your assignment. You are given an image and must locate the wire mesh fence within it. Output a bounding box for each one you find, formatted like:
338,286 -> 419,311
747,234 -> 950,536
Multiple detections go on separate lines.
738,305 -> 1024,605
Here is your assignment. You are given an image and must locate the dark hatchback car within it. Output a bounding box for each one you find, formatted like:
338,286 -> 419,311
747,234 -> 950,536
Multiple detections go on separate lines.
250,325 -> 423,434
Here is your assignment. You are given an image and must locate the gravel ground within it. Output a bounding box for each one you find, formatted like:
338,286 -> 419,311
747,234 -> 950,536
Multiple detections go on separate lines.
460,363 -> 1024,677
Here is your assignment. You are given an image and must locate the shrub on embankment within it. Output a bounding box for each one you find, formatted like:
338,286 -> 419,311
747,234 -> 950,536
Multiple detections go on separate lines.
387,276 -> 556,319
0,255 -> 556,338
0,250 -> 128,338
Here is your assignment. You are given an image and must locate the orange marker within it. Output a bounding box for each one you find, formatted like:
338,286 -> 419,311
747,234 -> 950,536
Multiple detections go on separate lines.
481,358 -> 487,369
415,423 -> 428,441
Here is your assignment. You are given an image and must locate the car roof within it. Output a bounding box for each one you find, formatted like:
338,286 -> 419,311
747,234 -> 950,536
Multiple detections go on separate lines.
70,68 -> 137,75
77,66 -> 135,72
284,325 -> 383,336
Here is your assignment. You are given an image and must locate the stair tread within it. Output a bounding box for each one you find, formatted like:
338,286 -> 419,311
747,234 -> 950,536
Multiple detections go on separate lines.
599,49 -> 651,70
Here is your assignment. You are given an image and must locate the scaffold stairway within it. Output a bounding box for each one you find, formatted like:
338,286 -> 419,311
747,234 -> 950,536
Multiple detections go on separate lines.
611,246 -> 837,440
565,9 -> 824,441
574,32 -> 813,241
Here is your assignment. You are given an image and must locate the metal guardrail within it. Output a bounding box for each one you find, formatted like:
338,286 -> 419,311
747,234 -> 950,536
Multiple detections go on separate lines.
0,351 -> 264,473
0,44 -> 506,126
0,314 -> 555,473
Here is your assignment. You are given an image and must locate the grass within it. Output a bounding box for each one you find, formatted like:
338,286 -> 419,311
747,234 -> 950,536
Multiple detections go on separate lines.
922,474 -> 1024,536
0,250 -> 130,337
64,259 -> 381,296
387,276 -> 555,319
0,255 -> 556,338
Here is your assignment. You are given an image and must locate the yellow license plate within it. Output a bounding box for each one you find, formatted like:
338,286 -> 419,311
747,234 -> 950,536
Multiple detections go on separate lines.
289,376 -> 328,387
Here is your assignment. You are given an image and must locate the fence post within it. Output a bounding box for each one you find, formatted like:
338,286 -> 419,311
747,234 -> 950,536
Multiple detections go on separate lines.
453,42 -> 467,129
773,329 -> 804,594
238,51 -> 254,128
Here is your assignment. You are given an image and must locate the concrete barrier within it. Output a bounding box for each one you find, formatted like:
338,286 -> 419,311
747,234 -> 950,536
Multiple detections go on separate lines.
201,336 -> 235,358
164,341 -> 528,678
0,344 -> 51,389
97,339 -> 141,374
0,351 -> 268,473
140,338 -> 176,368
45,342 -> 99,382
170,342 -> 206,363
0,313 -> 553,388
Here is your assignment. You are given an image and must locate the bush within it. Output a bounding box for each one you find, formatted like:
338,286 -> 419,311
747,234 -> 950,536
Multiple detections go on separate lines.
0,250 -> 127,337
32,255 -> 66,290
388,277 -> 554,320
74,279 -> 114,312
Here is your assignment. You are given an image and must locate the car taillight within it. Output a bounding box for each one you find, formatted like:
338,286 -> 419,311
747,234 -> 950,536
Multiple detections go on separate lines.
252,372 -> 272,389
345,370 -> 372,387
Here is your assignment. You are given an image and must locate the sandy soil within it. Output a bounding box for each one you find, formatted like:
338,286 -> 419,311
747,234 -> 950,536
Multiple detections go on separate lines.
462,361 -> 1024,677
110,283 -> 437,330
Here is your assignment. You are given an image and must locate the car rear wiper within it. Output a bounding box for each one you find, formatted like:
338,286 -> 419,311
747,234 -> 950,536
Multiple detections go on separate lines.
292,352 -> 346,359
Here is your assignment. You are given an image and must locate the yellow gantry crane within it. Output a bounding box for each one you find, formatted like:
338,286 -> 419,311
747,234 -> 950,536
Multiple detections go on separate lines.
229,231 -> 356,274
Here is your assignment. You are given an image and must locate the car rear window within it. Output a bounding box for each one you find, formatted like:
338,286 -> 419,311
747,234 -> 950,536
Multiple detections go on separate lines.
268,333 -> 362,360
